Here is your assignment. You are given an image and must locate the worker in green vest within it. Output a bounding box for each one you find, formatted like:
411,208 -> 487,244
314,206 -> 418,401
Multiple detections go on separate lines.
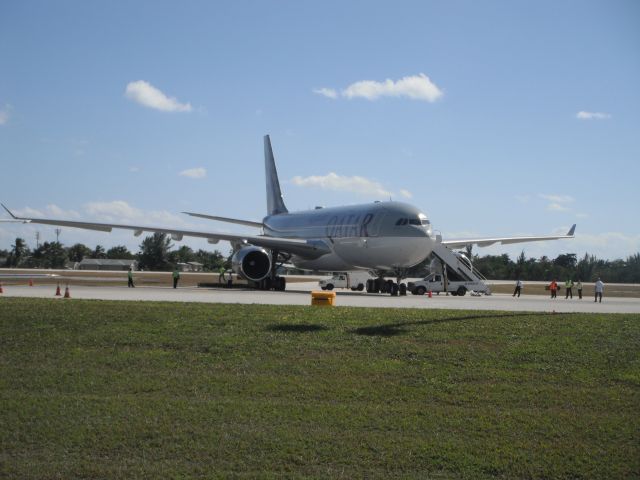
127,267 -> 135,288
565,278 -> 573,299
172,268 -> 181,289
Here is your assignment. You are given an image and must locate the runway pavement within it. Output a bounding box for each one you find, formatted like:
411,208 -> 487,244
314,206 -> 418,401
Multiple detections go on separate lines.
3,281 -> 640,314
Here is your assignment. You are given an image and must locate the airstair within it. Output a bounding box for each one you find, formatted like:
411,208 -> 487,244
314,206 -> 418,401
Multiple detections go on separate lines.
429,236 -> 491,294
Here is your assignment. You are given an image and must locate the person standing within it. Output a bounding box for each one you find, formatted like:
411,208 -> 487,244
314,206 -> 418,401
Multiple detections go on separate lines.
576,279 -> 583,299
550,279 -> 558,299
565,278 -> 573,299
127,267 -> 135,288
513,279 -> 523,297
594,277 -> 604,303
172,268 -> 181,289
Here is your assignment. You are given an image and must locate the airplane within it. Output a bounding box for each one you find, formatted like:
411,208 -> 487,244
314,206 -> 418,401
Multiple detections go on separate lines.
2,135 -> 575,293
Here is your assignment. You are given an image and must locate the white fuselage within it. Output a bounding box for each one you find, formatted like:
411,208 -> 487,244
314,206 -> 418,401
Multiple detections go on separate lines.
263,201 -> 435,272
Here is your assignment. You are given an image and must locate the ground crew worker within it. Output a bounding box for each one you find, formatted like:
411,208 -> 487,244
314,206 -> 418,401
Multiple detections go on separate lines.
565,278 -> 573,299
576,279 -> 583,299
549,279 -> 558,299
127,267 -> 135,288
595,277 -> 604,303
172,268 -> 180,289
513,279 -> 523,297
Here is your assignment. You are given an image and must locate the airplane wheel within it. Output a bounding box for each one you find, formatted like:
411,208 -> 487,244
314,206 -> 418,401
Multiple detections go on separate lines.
384,279 -> 393,293
357,284 -> 364,291
366,279 -> 373,293
399,283 -> 407,296
391,283 -> 399,296
321,286 -> 327,291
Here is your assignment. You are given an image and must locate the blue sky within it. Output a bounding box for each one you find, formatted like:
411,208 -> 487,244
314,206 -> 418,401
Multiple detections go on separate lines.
1,0 -> 639,260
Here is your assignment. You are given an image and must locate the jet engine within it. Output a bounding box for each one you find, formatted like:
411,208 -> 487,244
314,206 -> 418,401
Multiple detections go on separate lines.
231,246 -> 271,281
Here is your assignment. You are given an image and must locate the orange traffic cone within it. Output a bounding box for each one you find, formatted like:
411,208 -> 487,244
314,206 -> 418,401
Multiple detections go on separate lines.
55,283 -> 61,296
29,278 -> 34,287
63,285 -> 71,299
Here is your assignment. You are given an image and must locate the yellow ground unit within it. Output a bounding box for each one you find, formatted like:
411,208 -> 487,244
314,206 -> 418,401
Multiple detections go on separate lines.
311,290 -> 336,306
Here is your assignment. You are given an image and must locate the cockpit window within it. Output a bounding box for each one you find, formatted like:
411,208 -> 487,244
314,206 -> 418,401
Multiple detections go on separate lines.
397,216 -> 430,227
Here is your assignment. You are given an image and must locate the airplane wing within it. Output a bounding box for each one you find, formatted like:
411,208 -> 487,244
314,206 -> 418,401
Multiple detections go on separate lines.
181,212 -> 263,228
1,204 -> 329,259
442,224 -> 576,248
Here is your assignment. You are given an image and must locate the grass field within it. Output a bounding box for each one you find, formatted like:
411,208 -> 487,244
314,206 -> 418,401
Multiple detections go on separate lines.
1,298 -> 639,479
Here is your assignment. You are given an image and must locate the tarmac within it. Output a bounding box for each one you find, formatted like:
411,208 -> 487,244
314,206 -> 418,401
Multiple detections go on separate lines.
3,281 -> 640,314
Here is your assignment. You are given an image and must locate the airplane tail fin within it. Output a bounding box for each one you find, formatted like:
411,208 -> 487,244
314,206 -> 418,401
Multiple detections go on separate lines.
264,135 -> 288,215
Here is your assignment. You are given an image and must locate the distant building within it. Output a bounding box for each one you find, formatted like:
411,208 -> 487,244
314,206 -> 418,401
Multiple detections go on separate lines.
77,258 -> 138,271
177,262 -> 204,272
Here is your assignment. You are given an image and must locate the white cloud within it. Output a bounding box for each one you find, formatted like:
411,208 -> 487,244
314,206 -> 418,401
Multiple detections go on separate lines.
342,73 -> 443,102
179,167 -> 207,179
45,204 -> 80,218
13,206 -> 45,217
315,73 -> 443,102
547,203 -> 570,212
576,111 -> 611,120
291,172 -> 392,197
538,194 -> 574,213
0,104 -> 11,125
313,88 -> 338,99
539,194 -> 574,204
129,166 -> 140,173
125,80 -> 193,112
84,200 -> 185,226
399,189 -> 413,199
85,200 -> 141,220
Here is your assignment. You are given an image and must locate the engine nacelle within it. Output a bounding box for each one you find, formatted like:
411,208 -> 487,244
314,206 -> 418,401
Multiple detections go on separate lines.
231,246 -> 271,281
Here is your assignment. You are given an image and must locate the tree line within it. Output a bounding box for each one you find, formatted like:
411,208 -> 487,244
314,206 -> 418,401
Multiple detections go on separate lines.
1,233 -> 229,272
2,235 -> 639,283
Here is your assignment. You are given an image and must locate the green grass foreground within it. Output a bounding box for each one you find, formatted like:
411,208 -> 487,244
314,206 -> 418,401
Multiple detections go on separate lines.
1,298 -> 638,479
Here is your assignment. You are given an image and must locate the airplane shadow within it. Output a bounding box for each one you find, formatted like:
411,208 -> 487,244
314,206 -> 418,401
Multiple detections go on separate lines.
352,312 -> 556,337
267,324 -> 328,333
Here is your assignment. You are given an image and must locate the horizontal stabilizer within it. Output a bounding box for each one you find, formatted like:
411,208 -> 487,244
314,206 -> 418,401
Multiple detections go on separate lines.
182,212 -> 263,228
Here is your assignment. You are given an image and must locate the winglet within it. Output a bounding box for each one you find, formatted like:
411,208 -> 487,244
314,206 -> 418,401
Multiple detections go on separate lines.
1,203 -> 18,219
567,224 -> 576,236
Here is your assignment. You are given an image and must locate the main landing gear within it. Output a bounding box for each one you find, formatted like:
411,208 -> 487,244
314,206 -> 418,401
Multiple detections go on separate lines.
365,277 -> 408,296
255,276 -> 286,291
254,249 -> 287,291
